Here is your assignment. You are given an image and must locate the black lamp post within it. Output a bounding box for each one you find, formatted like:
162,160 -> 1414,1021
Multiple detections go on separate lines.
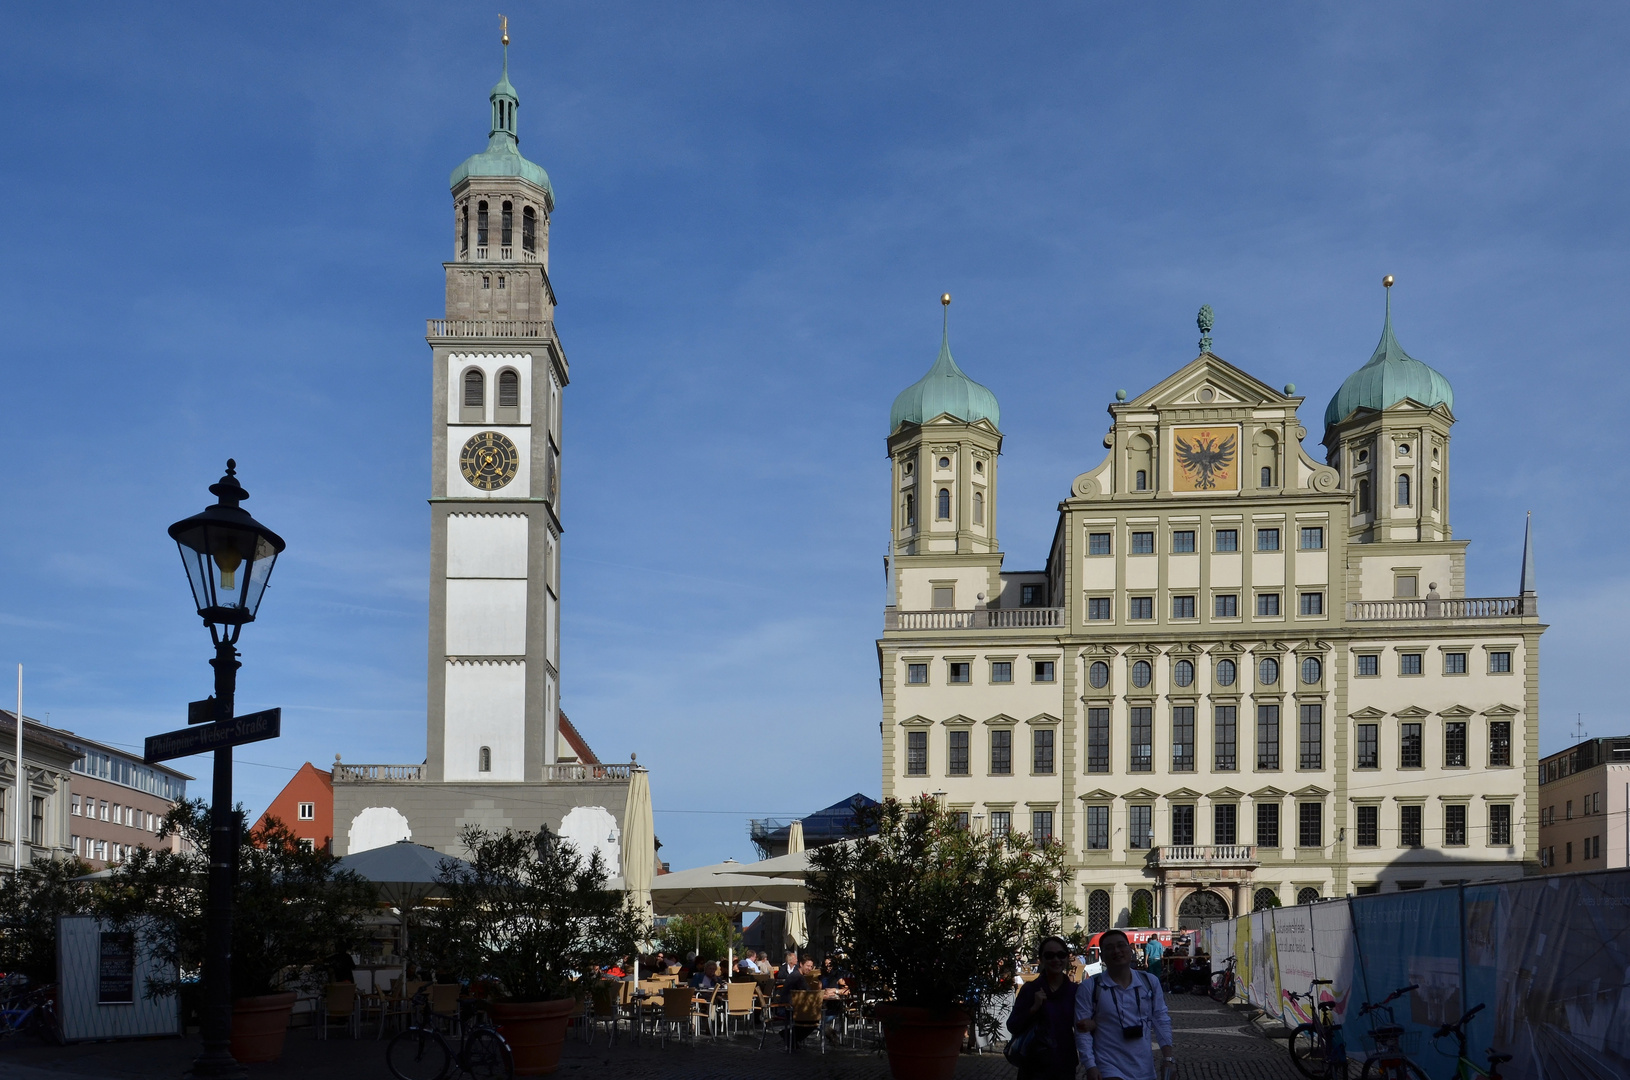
168,460 -> 285,1078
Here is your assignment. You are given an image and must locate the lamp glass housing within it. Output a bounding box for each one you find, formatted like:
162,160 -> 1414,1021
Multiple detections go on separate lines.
168,463 -> 286,630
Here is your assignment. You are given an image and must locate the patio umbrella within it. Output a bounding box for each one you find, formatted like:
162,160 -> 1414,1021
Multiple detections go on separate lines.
334,840 -> 472,957
783,821 -> 807,950
649,860 -> 808,916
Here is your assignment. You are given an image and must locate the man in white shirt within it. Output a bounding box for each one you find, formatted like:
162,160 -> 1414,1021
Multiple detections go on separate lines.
1075,929 -> 1174,1080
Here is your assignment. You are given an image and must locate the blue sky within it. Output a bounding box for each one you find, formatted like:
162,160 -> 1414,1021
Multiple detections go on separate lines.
2,3 -> 1626,872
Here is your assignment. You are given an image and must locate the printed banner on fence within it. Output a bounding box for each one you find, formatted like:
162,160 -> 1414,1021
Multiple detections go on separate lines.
1273,904 -> 1316,1025
1309,898 -> 1356,1025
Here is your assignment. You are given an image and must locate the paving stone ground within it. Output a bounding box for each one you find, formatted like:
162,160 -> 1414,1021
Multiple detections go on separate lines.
0,993 -> 1306,1080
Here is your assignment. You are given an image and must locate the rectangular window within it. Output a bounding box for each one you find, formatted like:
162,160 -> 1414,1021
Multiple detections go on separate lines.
297,802 -> 315,821
953,811 -> 970,830
1400,653 -> 1423,675
1087,597 -> 1112,621
1256,705 -> 1280,769
1213,803 -> 1237,846
31,797 -> 44,846
1257,593 -> 1281,616
1031,811 -> 1054,845
1086,709 -> 1109,773
1130,708 -> 1153,772
1356,805 -> 1379,847
1444,652 -> 1467,674
906,731 -> 927,776
1129,805 -> 1153,849
1172,805 -> 1195,846
1172,595 -> 1196,619
948,730 -> 970,776
1020,583 -> 1042,606
1256,803 -> 1279,847
1400,804 -> 1423,848
1171,530 -> 1196,553
933,586 -> 955,609
1299,592 -> 1324,616
948,662 -> 971,684
1086,805 -> 1109,850
1089,532 -> 1112,555
1356,654 -> 1379,676
1033,729 -> 1055,774
1298,802 -> 1322,848
990,811 -> 1011,839
1445,804 -> 1467,846
1299,526 -> 1324,550
1129,597 -> 1154,620
71,795 -> 81,816
1215,593 -> 1238,618
1257,528 -> 1281,551
1213,706 -> 1237,770
1401,723 -> 1423,768
991,661 -> 1012,683
1131,531 -> 1155,554
990,730 -> 1012,775
1445,722 -> 1467,767
907,663 -> 928,685
1033,660 -> 1056,682
1396,575 -> 1418,597
1490,721 -> 1511,767
1171,707 -> 1195,771
1298,704 -> 1323,769
1489,651 -> 1513,673
1215,529 -> 1238,552
1356,724 -> 1379,769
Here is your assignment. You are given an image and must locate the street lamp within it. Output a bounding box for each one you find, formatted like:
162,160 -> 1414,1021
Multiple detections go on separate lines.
169,460 -> 284,1078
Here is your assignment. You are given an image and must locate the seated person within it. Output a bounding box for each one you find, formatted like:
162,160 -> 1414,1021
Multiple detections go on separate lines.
689,960 -> 720,991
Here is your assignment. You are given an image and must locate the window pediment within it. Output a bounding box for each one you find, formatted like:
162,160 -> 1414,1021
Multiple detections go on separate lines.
1481,704 -> 1520,718
983,713 -> 1020,727
1292,785 -> 1331,798
1348,707 -> 1388,721
898,715 -> 935,728
1393,706 -> 1432,720
1166,787 -> 1203,799
1079,788 -> 1118,802
942,714 -> 976,727
1248,786 -> 1286,799
1437,705 -> 1475,719
1123,787 -> 1161,800
1026,712 -> 1062,726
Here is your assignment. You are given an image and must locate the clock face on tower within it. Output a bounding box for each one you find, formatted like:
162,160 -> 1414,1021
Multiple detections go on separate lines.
459,431 -> 520,491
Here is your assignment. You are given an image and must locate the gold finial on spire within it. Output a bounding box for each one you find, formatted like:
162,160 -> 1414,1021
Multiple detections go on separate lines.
500,14 -> 509,46
941,293 -> 951,306
1383,274 -> 1394,288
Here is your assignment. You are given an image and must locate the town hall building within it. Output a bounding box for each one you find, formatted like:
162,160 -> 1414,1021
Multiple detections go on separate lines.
879,289 -> 1541,931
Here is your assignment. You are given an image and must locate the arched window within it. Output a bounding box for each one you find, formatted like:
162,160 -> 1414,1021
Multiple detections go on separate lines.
460,203 -> 469,254
496,369 -> 520,423
1261,465 -> 1273,488
1301,657 -> 1322,684
1135,469 -> 1148,491
937,488 -> 951,520
522,206 -> 537,253
1173,659 -> 1195,687
462,369 -> 485,422
904,493 -> 915,527
1089,661 -> 1109,689
1297,887 -> 1320,906
1253,887 -> 1280,911
973,490 -> 984,525
477,201 -> 489,247
1215,659 -> 1237,687
501,201 -> 514,246
1397,473 -> 1411,506
1358,478 -> 1371,513
1255,429 -> 1278,487
1259,657 -> 1279,685
1131,660 -> 1152,688
1432,477 -> 1439,510
1088,889 -> 1111,933
1129,889 -> 1154,928
478,746 -> 492,773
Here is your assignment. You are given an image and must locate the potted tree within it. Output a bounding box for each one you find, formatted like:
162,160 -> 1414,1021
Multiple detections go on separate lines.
101,802 -> 376,1063
416,825 -> 644,1076
808,795 -> 1069,1080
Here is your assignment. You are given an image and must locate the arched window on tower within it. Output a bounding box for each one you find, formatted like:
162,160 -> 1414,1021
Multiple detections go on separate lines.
477,201 -> 489,248
501,201 -> 513,247
1261,466 -> 1273,488
937,488 -> 951,520
904,493 -> 915,528
1135,470 -> 1148,491
1254,429 -> 1278,488
973,490 -> 984,525
479,746 -> 492,773
1397,473 -> 1411,507
522,206 -> 537,253
460,203 -> 469,254
1432,477 -> 1439,511
497,369 -> 520,423
1358,478 -> 1371,514
462,368 -> 485,423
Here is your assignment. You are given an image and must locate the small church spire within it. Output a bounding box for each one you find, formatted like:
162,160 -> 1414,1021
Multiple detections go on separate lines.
489,17 -> 520,146
1519,511 -> 1537,596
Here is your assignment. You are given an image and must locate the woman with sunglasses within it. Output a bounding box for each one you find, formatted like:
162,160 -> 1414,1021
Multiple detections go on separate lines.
1006,935 -> 1088,1079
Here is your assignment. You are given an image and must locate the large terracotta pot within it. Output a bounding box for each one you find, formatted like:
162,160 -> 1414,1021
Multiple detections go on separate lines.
490,998 -> 575,1075
230,991 -> 298,1063
875,1002 -> 970,1080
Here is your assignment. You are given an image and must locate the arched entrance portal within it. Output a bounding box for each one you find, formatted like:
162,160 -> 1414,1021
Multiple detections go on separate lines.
1177,889 -> 1230,930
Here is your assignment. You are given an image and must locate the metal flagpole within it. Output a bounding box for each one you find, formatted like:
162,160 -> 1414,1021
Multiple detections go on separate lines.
14,664 -> 22,873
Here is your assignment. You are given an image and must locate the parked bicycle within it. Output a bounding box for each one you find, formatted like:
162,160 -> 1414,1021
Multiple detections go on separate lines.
1208,955 -> 1239,1003
385,986 -> 513,1080
1286,978 -> 1347,1079
1432,1003 -> 1510,1080
0,976 -> 63,1046
1356,983 -> 1425,1080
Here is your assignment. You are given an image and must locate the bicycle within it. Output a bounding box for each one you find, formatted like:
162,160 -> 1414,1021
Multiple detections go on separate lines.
1286,978 -> 1347,1079
1208,955 -> 1239,1003
1432,1003 -> 1511,1080
1356,983 -> 1426,1080
0,977 -> 63,1046
385,986 -> 513,1080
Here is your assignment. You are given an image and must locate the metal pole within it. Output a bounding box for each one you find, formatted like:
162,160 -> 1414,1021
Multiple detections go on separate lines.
13,664 -> 21,873
192,639 -> 244,1078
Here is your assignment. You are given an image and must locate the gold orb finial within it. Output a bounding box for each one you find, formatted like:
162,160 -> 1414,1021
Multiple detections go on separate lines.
1382,274 -> 1394,288
941,293 -> 951,306
500,14 -> 509,46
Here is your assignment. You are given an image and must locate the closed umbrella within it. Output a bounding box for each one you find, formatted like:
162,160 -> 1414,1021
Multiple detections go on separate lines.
783,821 -> 807,950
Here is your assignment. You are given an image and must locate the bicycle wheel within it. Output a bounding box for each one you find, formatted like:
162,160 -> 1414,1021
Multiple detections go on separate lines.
387,1028 -> 454,1080
1288,1023 -> 1332,1079
460,1027 -> 513,1080
1360,1054 -> 1430,1080
1209,973 -> 1234,1003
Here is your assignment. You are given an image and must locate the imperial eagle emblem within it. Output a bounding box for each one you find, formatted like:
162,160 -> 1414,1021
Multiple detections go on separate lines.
1174,431 -> 1236,490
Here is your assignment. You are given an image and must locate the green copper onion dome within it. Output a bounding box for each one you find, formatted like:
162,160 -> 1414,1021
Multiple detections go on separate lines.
889,317 -> 1001,433
450,44 -> 555,210
1324,287 -> 1453,429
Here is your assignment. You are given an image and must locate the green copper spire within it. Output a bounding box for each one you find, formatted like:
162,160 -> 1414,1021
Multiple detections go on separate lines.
1324,277 -> 1453,430
889,295 -> 1001,433
449,21 -> 555,208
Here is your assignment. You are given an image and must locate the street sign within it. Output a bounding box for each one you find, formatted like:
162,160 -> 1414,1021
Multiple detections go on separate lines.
144,708 -> 281,764
187,697 -> 216,725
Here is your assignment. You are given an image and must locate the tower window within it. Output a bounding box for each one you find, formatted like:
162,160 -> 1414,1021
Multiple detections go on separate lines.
496,275 -> 506,290
523,206 -> 537,252
482,275 -> 490,290
1358,478 -> 1372,513
502,201 -> 513,246
1432,477 -> 1439,510
498,370 -> 519,407
937,488 -> 951,519
1135,469 -> 1148,491
479,746 -> 491,773
904,493 -> 915,527
1261,466 -> 1273,488
1397,473 -> 1411,506
973,490 -> 984,525
461,203 -> 469,253
477,201 -> 489,246
462,369 -> 485,422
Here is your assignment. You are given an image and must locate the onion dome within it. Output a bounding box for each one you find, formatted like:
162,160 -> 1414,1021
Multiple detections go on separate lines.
1325,284 -> 1453,429
889,303 -> 1001,433
449,42 -> 555,210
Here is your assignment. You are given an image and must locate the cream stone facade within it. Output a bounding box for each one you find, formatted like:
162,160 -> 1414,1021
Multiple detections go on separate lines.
878,298 -> 1542,931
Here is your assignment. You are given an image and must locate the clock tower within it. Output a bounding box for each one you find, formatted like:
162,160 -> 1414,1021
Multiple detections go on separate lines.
425,34 -> 565,783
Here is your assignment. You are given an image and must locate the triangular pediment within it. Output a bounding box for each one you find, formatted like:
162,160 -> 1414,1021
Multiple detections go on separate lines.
1292,784 -> 1331,798
1437,705 -> 1475,719
983,713 -> 1020,726
1349,707 -> 1388,721
1127,353 -> 1290,410
898,715 -> 935,728
1123,787 -> 1162,800
1080,788 -> 1119,802
922,413 -> 1001,436
942,714 -> 976,727
1209,786 -> 1246,799
1481,704 -> 1520,718
1248,786 -> 1286,798
1027,713 -> 1062,726
1166,787 -> 1203,799
1393,706 -> 1432,720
